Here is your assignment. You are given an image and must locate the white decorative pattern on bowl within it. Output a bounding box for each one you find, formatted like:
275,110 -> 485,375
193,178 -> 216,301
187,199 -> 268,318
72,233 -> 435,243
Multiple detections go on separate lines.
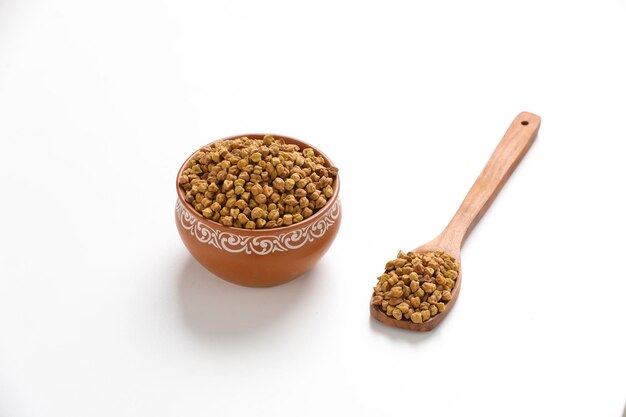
175,199 -> 341,255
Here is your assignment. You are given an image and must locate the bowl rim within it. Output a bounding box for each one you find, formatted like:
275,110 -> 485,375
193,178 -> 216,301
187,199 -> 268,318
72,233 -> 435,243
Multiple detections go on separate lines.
176,133 -> 341,235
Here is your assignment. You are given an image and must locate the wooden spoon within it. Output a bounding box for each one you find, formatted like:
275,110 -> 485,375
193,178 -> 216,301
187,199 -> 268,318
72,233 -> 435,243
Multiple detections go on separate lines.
370,112 -> 541,331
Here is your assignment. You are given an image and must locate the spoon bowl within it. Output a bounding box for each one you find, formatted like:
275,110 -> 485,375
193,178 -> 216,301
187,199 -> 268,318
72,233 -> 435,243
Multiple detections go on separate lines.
370,112 -> 541,331
370,244 -> 462,331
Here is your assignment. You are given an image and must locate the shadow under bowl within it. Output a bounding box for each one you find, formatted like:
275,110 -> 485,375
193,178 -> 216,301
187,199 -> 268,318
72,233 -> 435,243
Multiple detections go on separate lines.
175,133 -> 342,287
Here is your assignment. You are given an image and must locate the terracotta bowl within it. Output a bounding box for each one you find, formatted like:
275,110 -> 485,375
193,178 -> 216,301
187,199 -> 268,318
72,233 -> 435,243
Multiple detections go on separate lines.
175,133 -> 342,287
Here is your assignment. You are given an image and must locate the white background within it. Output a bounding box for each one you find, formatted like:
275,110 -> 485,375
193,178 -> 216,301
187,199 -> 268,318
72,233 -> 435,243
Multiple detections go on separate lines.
1,0 -> 625,416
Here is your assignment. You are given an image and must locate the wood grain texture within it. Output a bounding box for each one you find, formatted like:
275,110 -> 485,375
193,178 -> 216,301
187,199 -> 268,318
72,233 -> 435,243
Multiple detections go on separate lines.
371,112 -> 541,332
436,112 -> 541,250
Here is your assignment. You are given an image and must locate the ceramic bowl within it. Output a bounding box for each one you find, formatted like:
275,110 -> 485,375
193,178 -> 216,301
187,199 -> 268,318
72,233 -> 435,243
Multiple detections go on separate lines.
175,134 -> 342,287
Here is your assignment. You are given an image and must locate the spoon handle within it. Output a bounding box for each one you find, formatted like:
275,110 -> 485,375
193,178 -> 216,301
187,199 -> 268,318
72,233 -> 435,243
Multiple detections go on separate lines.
437,112 -> 541,249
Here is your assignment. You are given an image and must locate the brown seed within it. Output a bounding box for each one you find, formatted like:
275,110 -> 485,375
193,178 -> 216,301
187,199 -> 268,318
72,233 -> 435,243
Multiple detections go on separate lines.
302,183 -> 314,194
214,193 -> 226,205
222,180 -> 234,191
387,275 -> 399,286
388,297 -> 403,306
284,195 -> 298,206
225,197 -> 236,208
389,286 -> 403,298
402,286 -> 411,298
397,302 -> 410,314
393,258 -> 407,268
410,312 -> 423,324
273,178 -> 285,192
251,207 -> 266,220
268,209 -> 280,221
250,152 -> 262,163
250,183 -> 262,196
235,199 -> 247,210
